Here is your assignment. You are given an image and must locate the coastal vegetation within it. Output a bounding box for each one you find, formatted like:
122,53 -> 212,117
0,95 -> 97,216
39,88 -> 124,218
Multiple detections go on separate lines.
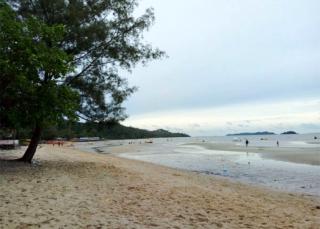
10,122 -> 189,140
0,0 -> 164,162
281,131 -> 298,135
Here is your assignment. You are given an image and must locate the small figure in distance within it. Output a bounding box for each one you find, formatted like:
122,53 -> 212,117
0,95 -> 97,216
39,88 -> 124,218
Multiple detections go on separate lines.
245,139 -> 249,147
314,136 -> 318,140
277,140 -> 279,147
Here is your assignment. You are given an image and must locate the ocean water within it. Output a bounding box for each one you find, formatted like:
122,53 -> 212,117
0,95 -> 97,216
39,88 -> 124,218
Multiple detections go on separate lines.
115,134 -> 320,196
191,133 -> 320,148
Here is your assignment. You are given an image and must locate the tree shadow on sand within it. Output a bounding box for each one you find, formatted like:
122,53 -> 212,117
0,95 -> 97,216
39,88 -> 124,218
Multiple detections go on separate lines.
0,149 -> 35,168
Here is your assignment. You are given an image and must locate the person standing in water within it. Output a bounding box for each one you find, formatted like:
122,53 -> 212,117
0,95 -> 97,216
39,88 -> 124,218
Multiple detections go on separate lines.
245,139 -> 249,147
277,141 -> 279,147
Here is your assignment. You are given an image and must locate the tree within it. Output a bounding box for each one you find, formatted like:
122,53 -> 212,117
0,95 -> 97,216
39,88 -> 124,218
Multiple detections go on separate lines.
0,1 -> 79,162
2,0 -> 164,162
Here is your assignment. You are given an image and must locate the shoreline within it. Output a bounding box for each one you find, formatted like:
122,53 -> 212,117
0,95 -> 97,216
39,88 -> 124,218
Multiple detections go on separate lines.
188,142 -> 320,166
109,141 -> 320,197
1,145 -> 320,228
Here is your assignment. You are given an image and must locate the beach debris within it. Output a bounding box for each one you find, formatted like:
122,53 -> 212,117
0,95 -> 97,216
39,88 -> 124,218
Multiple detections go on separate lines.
31,160 -> 41,167
94,148 -> 104,153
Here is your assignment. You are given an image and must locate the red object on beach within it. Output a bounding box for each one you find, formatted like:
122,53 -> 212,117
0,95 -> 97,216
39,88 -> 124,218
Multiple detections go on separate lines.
46,140 -> 64,147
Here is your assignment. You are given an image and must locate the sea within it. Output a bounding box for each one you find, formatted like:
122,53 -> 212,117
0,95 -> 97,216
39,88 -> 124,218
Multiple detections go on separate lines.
80,133 -> 320,197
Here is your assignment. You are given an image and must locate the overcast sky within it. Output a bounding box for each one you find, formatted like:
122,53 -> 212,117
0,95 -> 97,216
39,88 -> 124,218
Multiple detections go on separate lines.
122,0 -> 320,136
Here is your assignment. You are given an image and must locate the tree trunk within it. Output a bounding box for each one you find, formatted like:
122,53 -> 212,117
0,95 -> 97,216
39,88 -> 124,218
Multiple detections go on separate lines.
18,124 -> 42,163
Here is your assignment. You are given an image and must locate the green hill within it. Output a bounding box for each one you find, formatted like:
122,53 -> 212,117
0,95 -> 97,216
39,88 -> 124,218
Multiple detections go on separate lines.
37,122 -> 189,140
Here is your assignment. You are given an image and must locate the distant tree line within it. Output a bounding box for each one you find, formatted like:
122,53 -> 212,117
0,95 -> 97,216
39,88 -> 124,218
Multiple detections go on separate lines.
1,122 -> 189,140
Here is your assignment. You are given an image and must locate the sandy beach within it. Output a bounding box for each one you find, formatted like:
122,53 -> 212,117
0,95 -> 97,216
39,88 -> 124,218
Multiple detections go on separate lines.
0,144 -> 319,228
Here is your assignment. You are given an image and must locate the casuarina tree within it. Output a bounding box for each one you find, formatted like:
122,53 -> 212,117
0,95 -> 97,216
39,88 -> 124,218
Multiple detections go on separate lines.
1,0 -> 164,162
0,1 -> 79,161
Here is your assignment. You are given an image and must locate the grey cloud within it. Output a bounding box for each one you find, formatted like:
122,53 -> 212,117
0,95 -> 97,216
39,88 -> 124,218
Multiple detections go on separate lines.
122,0 -> 320,136
190,123 -> 201,128
299,123 -> 320,130
238,123 -> 251,128
125,0 -> 320,115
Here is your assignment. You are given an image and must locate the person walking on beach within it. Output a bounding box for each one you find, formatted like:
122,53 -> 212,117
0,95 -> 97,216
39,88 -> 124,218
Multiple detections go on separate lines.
277,141 -> 279,147
245,139 -> 249,147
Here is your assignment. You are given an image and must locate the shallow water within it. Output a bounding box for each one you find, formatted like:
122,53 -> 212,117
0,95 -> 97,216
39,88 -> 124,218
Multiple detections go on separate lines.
117,139 -> 320,197
75,134 -> 320,196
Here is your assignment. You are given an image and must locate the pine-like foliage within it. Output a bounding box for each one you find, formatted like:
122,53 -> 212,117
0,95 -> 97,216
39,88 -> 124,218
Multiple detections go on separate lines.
7,0 -> 165,122
1,0 -> 164,161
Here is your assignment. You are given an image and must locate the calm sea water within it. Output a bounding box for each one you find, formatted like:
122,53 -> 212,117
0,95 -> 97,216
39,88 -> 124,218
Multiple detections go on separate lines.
189,133 -> 320,147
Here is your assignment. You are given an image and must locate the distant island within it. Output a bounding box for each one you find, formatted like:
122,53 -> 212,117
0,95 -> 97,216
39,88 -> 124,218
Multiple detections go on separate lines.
226,131 -> 275,136
281,131 -> 298,135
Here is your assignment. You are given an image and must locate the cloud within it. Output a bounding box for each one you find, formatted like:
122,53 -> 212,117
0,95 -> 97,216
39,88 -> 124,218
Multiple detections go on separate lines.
299,123 -> 320,130
121,1 -> 320,136
190,123 -> 201,129
123,98 -> 320,136
124,0 -> 320,115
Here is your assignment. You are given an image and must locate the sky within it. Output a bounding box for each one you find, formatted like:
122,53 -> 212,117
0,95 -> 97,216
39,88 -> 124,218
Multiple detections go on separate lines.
122,0 -> 320,136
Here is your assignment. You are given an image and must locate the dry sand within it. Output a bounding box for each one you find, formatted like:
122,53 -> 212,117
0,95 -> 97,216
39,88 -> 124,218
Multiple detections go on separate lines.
189,142 -> 320,166
0,145 -> 319,228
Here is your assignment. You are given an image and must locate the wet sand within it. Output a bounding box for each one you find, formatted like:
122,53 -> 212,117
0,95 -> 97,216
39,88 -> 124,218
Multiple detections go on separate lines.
189,142 -> 320,166
0,144 -> 319,228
